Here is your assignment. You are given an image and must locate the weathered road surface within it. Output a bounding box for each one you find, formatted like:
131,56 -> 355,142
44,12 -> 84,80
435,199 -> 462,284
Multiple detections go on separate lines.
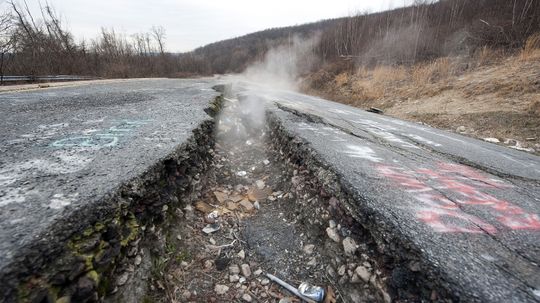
0,79 -> 219,301
1,78 -> 539,302
233,83 -> 540,302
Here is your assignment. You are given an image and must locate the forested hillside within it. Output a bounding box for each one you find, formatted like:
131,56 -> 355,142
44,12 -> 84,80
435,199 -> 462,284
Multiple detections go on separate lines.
1,0 -> 539,80
179,0 -> 540,75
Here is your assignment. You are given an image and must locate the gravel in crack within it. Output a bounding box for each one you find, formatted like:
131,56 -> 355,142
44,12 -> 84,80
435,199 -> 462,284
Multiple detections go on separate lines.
146,96 -> 384,303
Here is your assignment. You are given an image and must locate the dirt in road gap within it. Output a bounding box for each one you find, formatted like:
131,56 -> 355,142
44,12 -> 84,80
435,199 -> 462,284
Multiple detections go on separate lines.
144,96 -> 390,303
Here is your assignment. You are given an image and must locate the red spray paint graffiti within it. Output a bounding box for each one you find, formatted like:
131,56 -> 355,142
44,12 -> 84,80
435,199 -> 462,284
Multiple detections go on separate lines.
376,163 -> 540,233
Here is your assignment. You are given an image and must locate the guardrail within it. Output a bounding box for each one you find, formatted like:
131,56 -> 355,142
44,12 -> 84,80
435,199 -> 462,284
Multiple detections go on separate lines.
0,75 -> 98,83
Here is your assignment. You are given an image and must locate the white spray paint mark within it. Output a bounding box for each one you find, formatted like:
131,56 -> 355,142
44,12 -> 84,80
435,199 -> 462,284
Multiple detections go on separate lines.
9,218 -> 25,224
0,187 -> 26,207
0,172 -> 17,186
0,151 -> 92,208
353,119 -> 397,131
48,193 -> 79,209
480,254 -> 498,262
343,145 -> 382,163
406,134 -> 443,147
329,108 -> 357,116
297,122 -> 319,132
370,129 -> 420,149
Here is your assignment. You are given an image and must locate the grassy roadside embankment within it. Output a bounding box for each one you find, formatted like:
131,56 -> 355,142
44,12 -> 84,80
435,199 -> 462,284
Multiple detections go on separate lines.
302,34 -> 540,154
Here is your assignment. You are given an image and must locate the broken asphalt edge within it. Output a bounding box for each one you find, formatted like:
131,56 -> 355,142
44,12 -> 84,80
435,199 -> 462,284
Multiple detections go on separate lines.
0,94 -> 224,303
266,107 -> 491,302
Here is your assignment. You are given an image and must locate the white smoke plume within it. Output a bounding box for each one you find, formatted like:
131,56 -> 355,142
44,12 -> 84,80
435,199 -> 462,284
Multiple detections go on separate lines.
241,34 -> 320,91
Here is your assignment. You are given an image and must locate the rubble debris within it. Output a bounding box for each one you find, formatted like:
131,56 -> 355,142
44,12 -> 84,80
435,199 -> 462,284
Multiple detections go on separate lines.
195,200 -> 214,213
326,227 -> 341,243
214,284 -> 229,295
241,264 -> 252,277
239,199 -> 255,212
202,223 -> 221,234
342,237 -> 358,256
303,244 -> 315,255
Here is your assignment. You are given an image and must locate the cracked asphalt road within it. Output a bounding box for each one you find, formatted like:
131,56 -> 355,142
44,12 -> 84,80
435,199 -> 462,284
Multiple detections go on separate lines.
1,78 -> 539,302
0,78 -> 219,279
233,83 -> 540,302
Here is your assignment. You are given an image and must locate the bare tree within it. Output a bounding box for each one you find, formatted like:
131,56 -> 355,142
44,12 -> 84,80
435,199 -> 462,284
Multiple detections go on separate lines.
151,25 -> 165,55
0,7 -> 14,83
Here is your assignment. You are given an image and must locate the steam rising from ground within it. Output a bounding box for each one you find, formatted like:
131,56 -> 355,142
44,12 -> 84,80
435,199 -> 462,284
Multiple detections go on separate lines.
241,34 -> 320,91
217,34 -> 320,146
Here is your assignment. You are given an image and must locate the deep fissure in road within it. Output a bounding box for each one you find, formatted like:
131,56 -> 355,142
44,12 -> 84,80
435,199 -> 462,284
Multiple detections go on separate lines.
140,89 -> 435,303
5,88 -> 458,303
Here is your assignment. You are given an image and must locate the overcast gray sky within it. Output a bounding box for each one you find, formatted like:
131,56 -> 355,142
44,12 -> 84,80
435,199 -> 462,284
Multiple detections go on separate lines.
19,0 -> 414,52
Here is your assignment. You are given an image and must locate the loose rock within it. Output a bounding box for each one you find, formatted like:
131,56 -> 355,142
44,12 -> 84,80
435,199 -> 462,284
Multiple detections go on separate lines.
117,272 -> 129,286
229,264 -> 240,275
214,284 -> 229,295
241,264 -> 252,277
303,244 -> 315,255
343,237 -> 358,256
239,199 -> 254,212
256,180 -> 265,189
181,290 -> 192,300
229,275 -> 240,282
355,266 -> 371,282
326,227 -> 341,243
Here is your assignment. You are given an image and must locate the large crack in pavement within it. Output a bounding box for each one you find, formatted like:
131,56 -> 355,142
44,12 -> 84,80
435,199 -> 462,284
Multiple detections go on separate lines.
144,92 -> 394,303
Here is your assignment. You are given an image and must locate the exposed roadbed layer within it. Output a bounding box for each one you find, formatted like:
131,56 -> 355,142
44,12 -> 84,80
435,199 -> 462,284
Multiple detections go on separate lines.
0,79 -> 221,302
231,85 -> 540,302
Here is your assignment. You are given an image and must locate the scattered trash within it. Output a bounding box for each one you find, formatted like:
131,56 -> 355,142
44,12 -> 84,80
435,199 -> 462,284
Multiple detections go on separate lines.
298,282 -> 326,302
206,210 -> 220,223
266,273 -> 323,303
237,171 -> 247,177
253,201 -> 261,210
483,137 -> 500,143
366,107 -> 383,114
263,159 -> 270,165
202,223 -> 221,234
246,140 -> 253,146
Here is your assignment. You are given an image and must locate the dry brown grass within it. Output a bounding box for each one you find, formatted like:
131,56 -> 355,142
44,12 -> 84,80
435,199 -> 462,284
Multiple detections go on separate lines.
520,33 -> 540,61
412,57 -> 454,85
472,46 -> 505,67
334,72 -> 350,87
304,49 -> 540,154
372,65 -> 408,83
